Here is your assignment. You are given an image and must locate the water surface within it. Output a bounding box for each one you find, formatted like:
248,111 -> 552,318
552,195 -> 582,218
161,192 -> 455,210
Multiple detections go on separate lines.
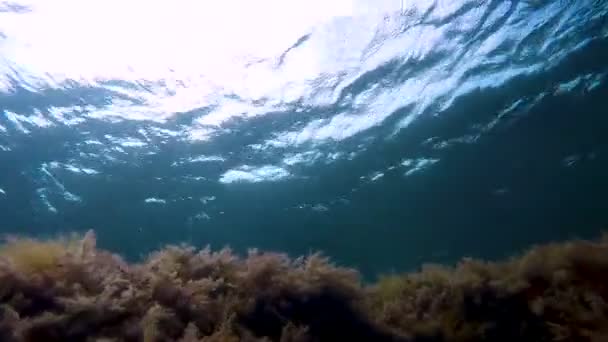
1,0 -> 607,276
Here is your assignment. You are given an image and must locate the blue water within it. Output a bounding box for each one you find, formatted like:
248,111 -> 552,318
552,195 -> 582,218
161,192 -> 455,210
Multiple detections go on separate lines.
1,0 -> 607,277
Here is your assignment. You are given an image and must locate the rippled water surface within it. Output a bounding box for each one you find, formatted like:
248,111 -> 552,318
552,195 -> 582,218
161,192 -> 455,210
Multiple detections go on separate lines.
1,0 -> 607,276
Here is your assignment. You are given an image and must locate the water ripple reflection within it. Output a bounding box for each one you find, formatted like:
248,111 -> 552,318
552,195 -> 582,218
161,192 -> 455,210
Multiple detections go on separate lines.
0,0 -> 607,274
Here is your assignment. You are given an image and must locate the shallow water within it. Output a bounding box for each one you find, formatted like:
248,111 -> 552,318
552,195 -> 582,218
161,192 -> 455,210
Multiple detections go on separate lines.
0,0 -> 607,277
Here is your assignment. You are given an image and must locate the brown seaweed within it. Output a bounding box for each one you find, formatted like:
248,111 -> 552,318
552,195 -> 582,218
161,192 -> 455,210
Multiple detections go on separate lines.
0,231 -> 607,341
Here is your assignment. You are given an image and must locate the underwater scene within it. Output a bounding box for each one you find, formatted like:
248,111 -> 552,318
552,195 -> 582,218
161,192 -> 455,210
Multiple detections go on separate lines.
1,0 -> 608,340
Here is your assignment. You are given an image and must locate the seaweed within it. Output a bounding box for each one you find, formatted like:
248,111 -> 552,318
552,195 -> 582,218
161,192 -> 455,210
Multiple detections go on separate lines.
0,231 -> 607,341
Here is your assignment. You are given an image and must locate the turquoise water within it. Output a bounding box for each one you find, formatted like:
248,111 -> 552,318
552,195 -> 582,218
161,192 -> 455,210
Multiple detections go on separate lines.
0,0 -> 607,277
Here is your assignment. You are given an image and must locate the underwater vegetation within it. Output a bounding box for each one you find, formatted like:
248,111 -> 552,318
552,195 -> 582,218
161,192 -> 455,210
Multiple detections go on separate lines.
0,232 -> 607,341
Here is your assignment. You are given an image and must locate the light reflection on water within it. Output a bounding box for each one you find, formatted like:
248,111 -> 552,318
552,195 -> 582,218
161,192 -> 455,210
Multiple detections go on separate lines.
0,0 -> 607,275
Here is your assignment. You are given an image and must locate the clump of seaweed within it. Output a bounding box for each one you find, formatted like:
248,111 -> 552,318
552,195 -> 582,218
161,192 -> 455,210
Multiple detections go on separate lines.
368,235 -> 608,341
0,231 -> 607,341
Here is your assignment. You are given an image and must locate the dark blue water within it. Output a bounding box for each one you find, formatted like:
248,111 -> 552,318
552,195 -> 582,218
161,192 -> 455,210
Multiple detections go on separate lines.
1,0 -> 607,277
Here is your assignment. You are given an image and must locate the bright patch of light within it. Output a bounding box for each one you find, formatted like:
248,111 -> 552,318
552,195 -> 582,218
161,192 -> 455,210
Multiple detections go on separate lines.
4,110 -> 51,133
172,155 -> 226,166
282,151 -> 323,166
48,106 -> 87,126
401,158 -> 439,176
36,188 -> 58,213
369,171 -> 384,181
144,197 -> 167,204
219,165 -> 290,184
190,155 -> 226,163
104,135 -> 147,148
186,127 -> 216,142
65,165 -> 99,175
39,163 -> 82,202
200,196 -> 216,204
48,161 -> 100,175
